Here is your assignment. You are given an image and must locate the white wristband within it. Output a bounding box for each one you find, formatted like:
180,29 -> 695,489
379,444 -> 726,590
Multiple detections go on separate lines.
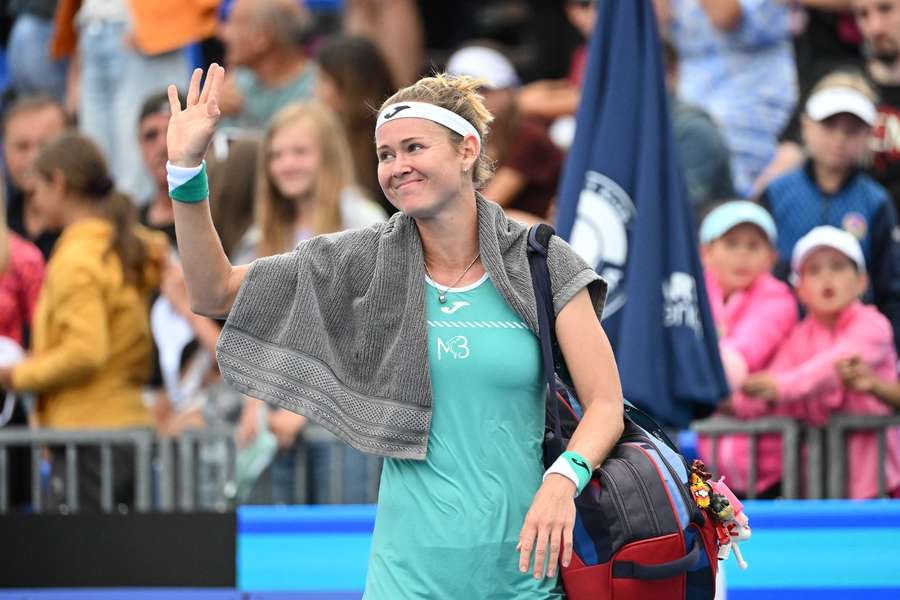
543,455 -> 580,494
166,161 -> 204,191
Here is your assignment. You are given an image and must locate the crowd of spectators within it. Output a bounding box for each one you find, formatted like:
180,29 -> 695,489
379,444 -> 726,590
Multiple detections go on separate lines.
0,0 -> 899,511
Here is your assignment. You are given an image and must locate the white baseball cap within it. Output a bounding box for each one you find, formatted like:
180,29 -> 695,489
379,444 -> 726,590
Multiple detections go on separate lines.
805,86 -> 877,126
446,46 -> 520,89
791,225 -> 866,278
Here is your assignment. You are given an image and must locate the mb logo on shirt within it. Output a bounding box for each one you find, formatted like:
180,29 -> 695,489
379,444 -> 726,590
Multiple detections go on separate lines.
437,336 -> 469,360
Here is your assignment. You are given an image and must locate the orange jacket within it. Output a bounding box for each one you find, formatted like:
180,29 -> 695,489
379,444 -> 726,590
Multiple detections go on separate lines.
51,0 -> 219,58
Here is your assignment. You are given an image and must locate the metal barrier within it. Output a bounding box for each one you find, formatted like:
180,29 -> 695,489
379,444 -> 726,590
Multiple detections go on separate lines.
0,425 -> 383,514
691,414 -> 900,500
4,414 -> 896,511
0,428 -> 154,513
690,416 -> 807,499
827,414 -> 900,499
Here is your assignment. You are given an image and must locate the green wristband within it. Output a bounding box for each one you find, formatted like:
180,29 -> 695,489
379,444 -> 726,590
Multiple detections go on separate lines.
170,162 -> 209,203
562,450 -> 593,494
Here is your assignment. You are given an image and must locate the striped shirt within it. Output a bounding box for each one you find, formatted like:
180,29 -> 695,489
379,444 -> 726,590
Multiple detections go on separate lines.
669,0 -> 798,196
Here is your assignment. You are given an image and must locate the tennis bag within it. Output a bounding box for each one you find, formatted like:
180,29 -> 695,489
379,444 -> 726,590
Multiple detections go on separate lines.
527,225 -> 718,600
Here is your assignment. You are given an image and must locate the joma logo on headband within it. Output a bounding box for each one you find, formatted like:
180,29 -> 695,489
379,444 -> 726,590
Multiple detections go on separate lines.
383,105 -> 411,119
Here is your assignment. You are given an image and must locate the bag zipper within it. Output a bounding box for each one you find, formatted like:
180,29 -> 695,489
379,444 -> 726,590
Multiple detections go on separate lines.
599,465 -> 633,540
620,452 -> 663,536
623,435 -> 698,522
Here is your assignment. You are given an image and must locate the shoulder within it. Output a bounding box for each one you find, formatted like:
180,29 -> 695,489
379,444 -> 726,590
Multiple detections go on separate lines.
764,168 -> 813,213
767,167 -> 807,195
850,173 -> 891,208
546,234 -> 607,317
851,303 -> 893,335
8,233 -> 44,271
296,218 -> 390,261
233,68 -> 259,94
47,241 -> 107,290
340,187 -> 388,230
752,272 -> 794,299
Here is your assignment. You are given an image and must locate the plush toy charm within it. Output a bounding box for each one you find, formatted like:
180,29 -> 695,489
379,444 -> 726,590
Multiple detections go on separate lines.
688,460 -> 752,569
709,476 -> 752,570
689,460 -> 713,509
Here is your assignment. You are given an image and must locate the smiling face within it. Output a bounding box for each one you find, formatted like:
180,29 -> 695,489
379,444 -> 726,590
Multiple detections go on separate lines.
796,247 -> 868,321
375,117 -> 477,218
267,119 -> 322,200
701,223 -> 776,296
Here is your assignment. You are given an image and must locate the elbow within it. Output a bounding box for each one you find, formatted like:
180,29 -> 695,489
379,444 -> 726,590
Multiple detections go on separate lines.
189,298 -> 230,320
69,351 -> 107,381
186,283 -> 233,319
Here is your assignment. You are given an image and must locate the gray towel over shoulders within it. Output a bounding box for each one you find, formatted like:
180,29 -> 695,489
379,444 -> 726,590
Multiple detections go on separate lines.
216,196 -> 607,459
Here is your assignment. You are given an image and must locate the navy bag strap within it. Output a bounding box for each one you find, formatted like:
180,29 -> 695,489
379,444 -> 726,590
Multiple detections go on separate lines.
526,224 -> 564,462
526,225 -> 683,457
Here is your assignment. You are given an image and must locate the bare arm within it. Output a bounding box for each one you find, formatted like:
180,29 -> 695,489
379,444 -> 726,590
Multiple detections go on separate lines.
167,66 -> 248,318
483,166 -> 526,208
518,289 -> 624,580
555,289 -> 625,469
344,0 -> 423,87
699,0 -> 742,31
517,81 -> 581,120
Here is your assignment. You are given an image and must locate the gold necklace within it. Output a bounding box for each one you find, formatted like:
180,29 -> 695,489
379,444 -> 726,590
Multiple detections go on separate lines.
423,253 -> 481,304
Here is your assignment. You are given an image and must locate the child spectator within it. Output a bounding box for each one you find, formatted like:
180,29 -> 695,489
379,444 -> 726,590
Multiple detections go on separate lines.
698,201 -> 798,390
232,102 -> 386,504
0,133 -> 167,511
732,226 -> 900,499
760,70 -> 900,351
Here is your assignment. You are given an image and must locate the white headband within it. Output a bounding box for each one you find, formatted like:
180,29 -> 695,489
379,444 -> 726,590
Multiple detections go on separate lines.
375,101 -> 481,143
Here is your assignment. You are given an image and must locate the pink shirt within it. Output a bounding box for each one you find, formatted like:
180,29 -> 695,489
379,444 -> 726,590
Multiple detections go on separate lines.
0,233 -> 45,345
719,302 -> 900,498
705,270 -> 798,373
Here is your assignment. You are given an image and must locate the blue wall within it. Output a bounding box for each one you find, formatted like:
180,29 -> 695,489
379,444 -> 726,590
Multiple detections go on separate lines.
4,500 -> 898,599
236,500 -> 900,599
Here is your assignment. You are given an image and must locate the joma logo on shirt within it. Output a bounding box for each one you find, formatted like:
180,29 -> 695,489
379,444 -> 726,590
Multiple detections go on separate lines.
437,336 -> 469,360
440,301 -> 470,314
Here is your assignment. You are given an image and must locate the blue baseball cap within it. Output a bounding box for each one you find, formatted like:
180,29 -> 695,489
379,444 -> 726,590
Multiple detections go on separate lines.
699,201 -> 777,245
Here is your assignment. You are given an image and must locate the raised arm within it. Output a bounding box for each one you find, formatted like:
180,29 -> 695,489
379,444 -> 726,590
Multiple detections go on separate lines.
166,65 -> 248,319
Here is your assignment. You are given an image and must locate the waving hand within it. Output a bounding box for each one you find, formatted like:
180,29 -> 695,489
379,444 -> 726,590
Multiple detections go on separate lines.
167,64 -> 225,168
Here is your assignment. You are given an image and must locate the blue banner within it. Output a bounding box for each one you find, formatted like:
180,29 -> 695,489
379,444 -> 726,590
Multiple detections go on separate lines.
555,0 -> 728,427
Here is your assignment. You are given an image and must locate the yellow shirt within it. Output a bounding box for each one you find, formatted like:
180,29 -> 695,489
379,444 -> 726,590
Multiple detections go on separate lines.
12,218 -> 165,429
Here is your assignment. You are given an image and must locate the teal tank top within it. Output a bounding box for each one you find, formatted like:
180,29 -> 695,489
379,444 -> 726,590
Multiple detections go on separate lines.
364,274 -> 563,598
